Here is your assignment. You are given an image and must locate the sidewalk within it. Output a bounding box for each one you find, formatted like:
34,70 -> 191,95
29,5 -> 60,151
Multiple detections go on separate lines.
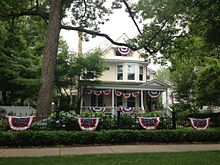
1,144 -> 220,157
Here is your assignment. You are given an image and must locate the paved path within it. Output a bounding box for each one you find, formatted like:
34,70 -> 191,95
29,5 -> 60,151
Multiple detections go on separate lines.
0,144 -> 220,157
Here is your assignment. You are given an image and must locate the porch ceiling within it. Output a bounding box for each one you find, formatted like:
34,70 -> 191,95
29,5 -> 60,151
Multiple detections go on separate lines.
92,79 -> 169,91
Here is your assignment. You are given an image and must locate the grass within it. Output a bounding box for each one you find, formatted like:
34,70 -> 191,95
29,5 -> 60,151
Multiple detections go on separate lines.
0,151 -> 220,165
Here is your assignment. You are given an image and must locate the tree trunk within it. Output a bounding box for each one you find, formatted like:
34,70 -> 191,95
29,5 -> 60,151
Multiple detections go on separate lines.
36,0 -> 62,118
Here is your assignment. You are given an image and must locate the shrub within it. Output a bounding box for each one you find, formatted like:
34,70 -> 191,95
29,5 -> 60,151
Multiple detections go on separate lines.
1,129 -> 220,147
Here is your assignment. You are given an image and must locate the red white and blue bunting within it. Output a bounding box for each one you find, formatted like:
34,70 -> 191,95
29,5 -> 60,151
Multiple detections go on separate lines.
189,118 -> 210,130
120,106 -> 133,113
77,117 -> 100,131
138,117 -> 160,130
85,89 -> 111,96
148,91 -> 161,99
117,47 -> 130,56
6,116 -> 36,131
115,90 -> 139,99
89,107 -> 106,113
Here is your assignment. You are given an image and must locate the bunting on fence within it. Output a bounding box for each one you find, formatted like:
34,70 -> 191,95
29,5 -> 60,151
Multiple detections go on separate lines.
189,117 -> 210,130
6,116 -> 36,131
117,47 -> 130,56
138,117 -> 160,130
89,107 -> 106,113
77,117 -> 100,131
120,106 -> 133,113
148,91 -> 161,99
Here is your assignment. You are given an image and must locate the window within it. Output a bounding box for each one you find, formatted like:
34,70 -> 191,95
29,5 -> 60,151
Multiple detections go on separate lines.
117,65 -> 123,80
127,65 -> 135,80
127,97 -> 135,107
116,96 -> 122,107
139,66 -> 143,81
91,94 -> 104,106
84,70 -> 96,80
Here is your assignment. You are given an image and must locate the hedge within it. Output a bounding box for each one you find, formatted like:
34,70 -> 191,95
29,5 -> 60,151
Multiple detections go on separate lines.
0,129 -> 220,147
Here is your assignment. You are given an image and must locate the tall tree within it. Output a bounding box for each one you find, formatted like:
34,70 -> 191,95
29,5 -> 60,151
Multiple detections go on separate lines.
0,0 -> 137,117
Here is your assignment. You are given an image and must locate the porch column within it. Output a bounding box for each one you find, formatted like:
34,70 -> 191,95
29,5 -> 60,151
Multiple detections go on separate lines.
111,89 -> 115,115
141,90 -> 144,113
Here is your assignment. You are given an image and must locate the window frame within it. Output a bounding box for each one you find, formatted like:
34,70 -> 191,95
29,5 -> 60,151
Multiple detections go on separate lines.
127,64 -> 135,80
116,64 -> 124,80
139,66 -> 144,81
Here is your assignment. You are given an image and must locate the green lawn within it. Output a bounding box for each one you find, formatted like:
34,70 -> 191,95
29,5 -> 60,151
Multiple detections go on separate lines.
0,151 -> 220,165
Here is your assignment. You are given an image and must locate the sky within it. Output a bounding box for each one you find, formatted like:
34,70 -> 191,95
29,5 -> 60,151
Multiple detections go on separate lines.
60,3 -> 161,70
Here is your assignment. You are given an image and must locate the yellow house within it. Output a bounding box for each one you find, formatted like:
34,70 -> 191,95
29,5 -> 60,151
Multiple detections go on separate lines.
81,34 -> 169,115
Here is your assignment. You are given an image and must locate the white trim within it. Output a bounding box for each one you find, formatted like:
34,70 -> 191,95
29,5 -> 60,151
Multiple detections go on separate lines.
111,89 -> 115,115
141,90 -> 144,113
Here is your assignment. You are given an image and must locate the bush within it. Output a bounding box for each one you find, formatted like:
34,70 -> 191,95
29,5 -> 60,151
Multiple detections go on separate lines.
1,129 -> 220,147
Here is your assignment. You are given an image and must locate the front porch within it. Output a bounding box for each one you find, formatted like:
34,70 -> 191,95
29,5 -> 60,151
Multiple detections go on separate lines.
80,80 -> 169,115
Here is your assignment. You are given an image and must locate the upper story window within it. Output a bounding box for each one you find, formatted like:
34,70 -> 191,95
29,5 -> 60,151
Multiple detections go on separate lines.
117,65 -> 123,80
139,66 -> 143,81
115,47 -> 131,56
83,70 -> 96,80
127,65 -> 135,80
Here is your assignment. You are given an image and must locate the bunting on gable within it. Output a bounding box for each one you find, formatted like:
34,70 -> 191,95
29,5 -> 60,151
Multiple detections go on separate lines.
6,116 -> 36,131
117,47 -> 130,56
189,118 -> 210,130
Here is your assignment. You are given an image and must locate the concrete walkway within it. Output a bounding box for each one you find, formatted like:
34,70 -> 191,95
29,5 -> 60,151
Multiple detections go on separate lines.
1,144 -> 220,157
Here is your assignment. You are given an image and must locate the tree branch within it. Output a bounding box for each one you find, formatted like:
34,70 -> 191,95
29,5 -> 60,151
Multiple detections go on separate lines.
0,7 -> 49,20
61,25 -> 139,51
122,0 -> 142,34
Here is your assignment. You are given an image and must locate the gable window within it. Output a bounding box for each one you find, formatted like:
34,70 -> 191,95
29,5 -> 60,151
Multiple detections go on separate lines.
127,65 -> 135,80
139,66 -> 143,81
117,65 -> 123,80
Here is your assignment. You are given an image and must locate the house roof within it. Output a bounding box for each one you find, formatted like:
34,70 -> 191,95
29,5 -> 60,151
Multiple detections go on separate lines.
91,79 -> 169,91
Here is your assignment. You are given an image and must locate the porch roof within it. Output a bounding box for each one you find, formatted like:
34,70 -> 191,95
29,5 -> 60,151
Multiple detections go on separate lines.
92,79 -> 169,91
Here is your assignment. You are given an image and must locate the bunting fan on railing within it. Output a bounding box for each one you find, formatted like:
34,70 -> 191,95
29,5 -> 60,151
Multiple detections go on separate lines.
189,118 -> 210,130
115,90 -> 123,97
94,90 -> 102,96
132,92 -> 139,97
103,89 -> 111,96
77,117 -> 100,131
117,47 -> 130,56
85,89 -> 93,95
120,106 -> 133,113
6,116 -> 36,131
148,91 -> 161,99
138,117 -> 160,130
89,107 -> 106,113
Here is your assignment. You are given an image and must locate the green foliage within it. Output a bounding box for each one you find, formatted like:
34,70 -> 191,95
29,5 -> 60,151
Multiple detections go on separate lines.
195,57 -> 220,107
1,129 -> 220,147
0,16 -> 46,105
